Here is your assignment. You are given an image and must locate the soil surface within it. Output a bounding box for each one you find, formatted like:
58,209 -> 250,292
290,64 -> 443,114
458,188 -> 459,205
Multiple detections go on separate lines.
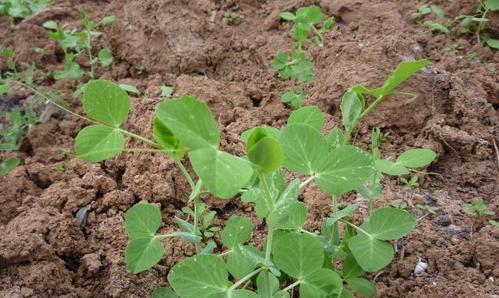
1,0 -> 498,297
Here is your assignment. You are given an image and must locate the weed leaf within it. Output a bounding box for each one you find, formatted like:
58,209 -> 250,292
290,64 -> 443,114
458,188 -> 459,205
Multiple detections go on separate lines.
375,159 -> 409,176
370,60 -> 430,97
74,125 -> 124,162
396,148 -> 436,168
83,80 -> 130,126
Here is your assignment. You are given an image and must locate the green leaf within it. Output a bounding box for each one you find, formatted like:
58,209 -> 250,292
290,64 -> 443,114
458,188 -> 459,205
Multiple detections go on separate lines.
485,37 -> 499,49
74,125 -> 124,162
125,203 -> 162,238
232,290 -> 258,298
153,117 -> 185,160
280,12 -> 295,21
280,124 -> 329,175
152,288 -> 178,298
125,237 -> 164,273
0,82 -> 10,96
189,147 -> 253,199
256,271 -> 280,298
324,204 -> 359,227
315,145 -> 375,195
119,84 -> 141,95
363,208 -> 416,240
227,249 -> 256,278
247,135 -> 284,173
326,128 -> 345,149
300,269 -> 342,298
348,233 -> 394,272
342,254 -> 365,279
287,106 -> 324,132
370,60 -> 431,98
486,0 -> 499,10
375,160 -> 409,176
281,90 -> 306,109
341,89 -> 364,132
396,148 -> 436,168
53,56 -> 83,80
43,20 -> 58,29
156,96 -> 220,150
98,48 -> 113,67
242,126 -> 280,144
161,85 -> 173,97
268,201 -> 308,230
0,157 -> 21,175
296,5 -> 323,25
83,80 -> 130,127
430,5 -> 445,18
345,277 -> 376,297
273,232 -> 324,279
100,15 -> 116,25
221,216 -> 253,248
168,255 -> 229,297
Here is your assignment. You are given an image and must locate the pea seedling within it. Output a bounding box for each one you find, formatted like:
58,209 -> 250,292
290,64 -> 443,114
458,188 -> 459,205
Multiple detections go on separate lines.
463,198 -> 496,229
281,89 -> 306,109
43,12 -> 115,81
30,56 -> 434,297
412,4 -> 450,33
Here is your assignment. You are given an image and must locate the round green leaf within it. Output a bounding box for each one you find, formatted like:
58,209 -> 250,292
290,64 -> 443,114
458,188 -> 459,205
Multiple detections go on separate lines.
232,290 -> 257,298
256,271 -> 280,297
74,124 -> 124,162
152,288 -> 178,298
189,147 -> 253,199
125,237 -> 164,274
287,106 -> 324,132
396,148 -> 436,168
82,80 -> 130,127
273,233 -> 324,279
267,201 -> 308,230
375,159 -> 409,176
168,255 -> 229,297
345,277 -> 376,298
342,254 -> 364,279
125,203 -> 162,238
248,136 -> 284,173
486,0 -> 499,10
300,268 -> 342,298
362,208 -> 416,240
153,117 -> 185,160
280,12 -> 296,21
221,216 -> 253,248
315,145 -> 375,195
227,249 -> 256,278
347,234 -> 394,272
280,124 -> 329,175
156,96 -> 220,150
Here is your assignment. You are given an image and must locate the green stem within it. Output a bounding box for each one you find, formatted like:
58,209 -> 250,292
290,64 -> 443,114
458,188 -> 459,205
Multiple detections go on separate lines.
86,31 -> 95,79
119,129 -> 158,148
299,175 -> 316,189
282,280 -> 301,292
264,229 -> 274,266
331,196 -> 340,245
175,159 -> 195,190
228,267 -> 264,292
312,25 -> 324,44
340,219 -> 372,238
124,148 -> 164,153
260,174 -> 275,210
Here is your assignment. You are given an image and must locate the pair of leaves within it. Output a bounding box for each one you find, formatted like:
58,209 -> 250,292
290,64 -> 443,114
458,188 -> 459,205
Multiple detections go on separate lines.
281,89 -> 306,109
245,127 -> 284,173
155,96 -> 253,199
272,232 -> 343,297
271,50 -> 313,82
375,148 -> 436,176
280,119 -> 374,195
279,6 -> 334,45
75,80 -> 130,162
347,208 -> 416,272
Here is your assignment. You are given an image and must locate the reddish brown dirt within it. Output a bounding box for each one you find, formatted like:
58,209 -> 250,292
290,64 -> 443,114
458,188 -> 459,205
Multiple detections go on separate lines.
1,0 -> 498,297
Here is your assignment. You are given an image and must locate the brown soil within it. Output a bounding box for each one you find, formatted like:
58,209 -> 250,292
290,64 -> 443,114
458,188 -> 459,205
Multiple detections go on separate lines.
1,0 -> 498,297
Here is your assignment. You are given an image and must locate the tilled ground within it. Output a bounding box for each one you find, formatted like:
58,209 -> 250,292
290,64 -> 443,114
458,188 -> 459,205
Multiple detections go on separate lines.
0,0 -> 498,297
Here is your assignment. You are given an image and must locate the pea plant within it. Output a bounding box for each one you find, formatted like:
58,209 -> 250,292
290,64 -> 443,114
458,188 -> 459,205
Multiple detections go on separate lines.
42,12 -> 115,82
0,0 -> 50,22
272,6 -> 335,109
43,55 -> 436,297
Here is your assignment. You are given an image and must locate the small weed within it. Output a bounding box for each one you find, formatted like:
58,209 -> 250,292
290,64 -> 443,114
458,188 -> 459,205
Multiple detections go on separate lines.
223,12 -> 237,25
160,85 -> 173,97
0,0 -> 50,22
281,89 -> 306,109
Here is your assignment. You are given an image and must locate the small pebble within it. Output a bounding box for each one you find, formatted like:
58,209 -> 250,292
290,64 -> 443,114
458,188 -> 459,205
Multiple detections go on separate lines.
75,205 -> 91,229
414,259 -> 428,275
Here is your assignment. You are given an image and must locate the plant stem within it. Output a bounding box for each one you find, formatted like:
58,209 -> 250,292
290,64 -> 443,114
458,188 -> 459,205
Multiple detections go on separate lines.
175,159 -> 195,190
124,148 -> 164,153
119,129 -> 158,147
299,175 -> 316,189
282,280 -> 301,292
340,219 -> 372,238
260,174 -> 275,210
331,196 -> 340,245
86,31 -> 95,79
228,267 -> 264,292
264,229 -> 274,266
